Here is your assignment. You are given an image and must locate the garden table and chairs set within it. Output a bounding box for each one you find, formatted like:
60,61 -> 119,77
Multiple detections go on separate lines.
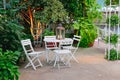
21,35 -> 81,70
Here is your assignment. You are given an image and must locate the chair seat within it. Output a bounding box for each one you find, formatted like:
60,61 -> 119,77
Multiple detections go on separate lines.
47,47 -> 59,50
62,46 -> 77,50
28,51 -> 45,56
54,49 -> 71,54
61,35 -> 81,63
53,49 -> 71,69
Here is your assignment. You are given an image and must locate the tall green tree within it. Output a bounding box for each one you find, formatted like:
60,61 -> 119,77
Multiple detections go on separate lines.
18,0 -> 67,24
60,0 -> 83,20
60,0 -> 102,21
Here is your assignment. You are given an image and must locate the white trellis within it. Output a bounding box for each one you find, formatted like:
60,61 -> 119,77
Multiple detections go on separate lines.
97,0 -> 120,60
104,0 -> 120,60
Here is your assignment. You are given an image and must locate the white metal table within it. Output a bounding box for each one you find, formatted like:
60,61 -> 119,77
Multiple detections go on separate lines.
44,38 -> 73,48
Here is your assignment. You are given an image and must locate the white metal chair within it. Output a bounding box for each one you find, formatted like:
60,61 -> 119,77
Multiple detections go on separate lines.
62,35 -> 81,63
53,49 -> 72,69
44,36 -> 59,62
21,39 -> 45,70
53,39 -> 73,69
60,38 -> 73,48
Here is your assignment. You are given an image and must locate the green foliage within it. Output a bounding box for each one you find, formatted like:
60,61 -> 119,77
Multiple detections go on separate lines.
73,18 -> 97,47
85,0 -> 102,21
105,0 -> 119,5
0,48 -> 20,80
65,33 -> 73,38
106,14 -> 120,27
105,48 -> 117,61
0,9 -> 26,51
118,52 -> 120,60
42,29 -> 54,36
32,0 -> 68,25
105,34 -> 118,46
60,0 -> 83,19
60,0 -> 102,21
71,0 -> 101,47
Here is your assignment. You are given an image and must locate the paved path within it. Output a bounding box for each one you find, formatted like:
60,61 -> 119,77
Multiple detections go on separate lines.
19,41 -> 120,80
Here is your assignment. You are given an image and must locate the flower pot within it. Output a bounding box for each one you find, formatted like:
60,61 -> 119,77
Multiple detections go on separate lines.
88,42 -> 94,47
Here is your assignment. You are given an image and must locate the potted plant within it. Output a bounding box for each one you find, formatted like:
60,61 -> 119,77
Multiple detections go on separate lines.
0,48 -> 20,80
73,18 -> 98,47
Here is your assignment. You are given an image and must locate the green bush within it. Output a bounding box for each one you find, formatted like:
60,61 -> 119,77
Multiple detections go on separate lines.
0,48 -> 20,80
73,18 -> 97,47
0,9 -> 26,52
118,52 -> 120,60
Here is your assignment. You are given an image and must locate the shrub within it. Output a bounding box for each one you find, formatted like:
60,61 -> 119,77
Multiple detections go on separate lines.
73,18 -> 97,47
0,9 -> 26,52
0,48 -> 20,80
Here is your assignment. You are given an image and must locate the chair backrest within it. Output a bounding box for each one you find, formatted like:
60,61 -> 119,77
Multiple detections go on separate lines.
44,36 -> 58,50
21,39 -> 34,55
73,35 -> 81,48
60,38 -> 73,48
44,36 -> 56,40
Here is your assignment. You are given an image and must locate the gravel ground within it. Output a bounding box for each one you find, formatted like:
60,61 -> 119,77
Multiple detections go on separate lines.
19,41 -> 120,80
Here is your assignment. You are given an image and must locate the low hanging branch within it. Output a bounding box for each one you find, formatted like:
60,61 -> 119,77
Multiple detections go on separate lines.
20,10 -> 31,24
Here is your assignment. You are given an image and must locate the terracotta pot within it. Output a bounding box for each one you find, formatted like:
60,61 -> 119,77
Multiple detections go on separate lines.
88,42 -> 94,47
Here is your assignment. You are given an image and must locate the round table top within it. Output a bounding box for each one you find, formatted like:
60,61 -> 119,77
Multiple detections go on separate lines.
44,38 -> 73,42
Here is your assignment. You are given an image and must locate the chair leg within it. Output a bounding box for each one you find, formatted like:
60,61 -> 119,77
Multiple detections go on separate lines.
53,55 -> 58,67
25,62 -> 31,68
37,58 -> 43,67
54,53 -> 71,69
69,53 -> 79,63
57,56 -> 60,70
25,57 -> 43,70
53,54 -> 60,69
25,61 -> 36,70
46,50 -> 49,62
67,54 -> 71,67
98,39 -> 100,48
